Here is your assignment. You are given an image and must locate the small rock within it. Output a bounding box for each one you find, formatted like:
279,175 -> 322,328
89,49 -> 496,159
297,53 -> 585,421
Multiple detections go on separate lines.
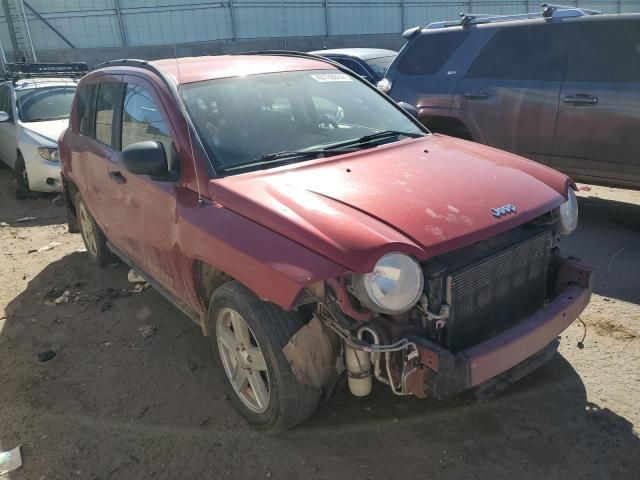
0,221 -> 9,227
54,290 -> 70,304
128,269 -> 146,283
266,472 -> 272,479
139,324 -> 157,339
392,417 -> 400,424
75,247 -> 87,253
603,297 -> 610,302
38,350 -> 56,362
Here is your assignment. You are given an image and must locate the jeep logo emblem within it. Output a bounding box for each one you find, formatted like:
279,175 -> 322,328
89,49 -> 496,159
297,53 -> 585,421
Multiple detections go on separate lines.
492,204 -> 517,218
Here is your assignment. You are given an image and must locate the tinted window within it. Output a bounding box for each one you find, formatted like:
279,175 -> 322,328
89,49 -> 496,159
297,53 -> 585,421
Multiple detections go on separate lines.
397,31 -> 469,75
366,55 -> 396,79
94,83 -> 121,147
121,84 -> 172,155
466,25 -> 568,81
333,58 -> 370,78
76,84 -> 95,136
16,86 -> 76,122
566,21 -> 640,83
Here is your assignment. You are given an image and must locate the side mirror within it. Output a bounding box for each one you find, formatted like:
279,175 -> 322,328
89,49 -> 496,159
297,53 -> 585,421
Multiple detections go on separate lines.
122,140 -> 168,177
397,101 -> 419,120
0,111 -> 10,122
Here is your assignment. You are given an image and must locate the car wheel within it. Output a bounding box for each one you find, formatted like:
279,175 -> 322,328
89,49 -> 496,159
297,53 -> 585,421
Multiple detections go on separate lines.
208,281 -> 321,433
14,154 -> 30,200
75,192 -> 111,267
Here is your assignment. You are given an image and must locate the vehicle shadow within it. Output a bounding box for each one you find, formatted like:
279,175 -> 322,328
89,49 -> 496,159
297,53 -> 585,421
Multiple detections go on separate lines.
1,252 -> 638,479
0,169 -> 65,228
564,195 -> 640,304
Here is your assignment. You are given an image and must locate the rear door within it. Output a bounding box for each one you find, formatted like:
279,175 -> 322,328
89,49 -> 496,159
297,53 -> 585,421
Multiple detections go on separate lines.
77,77 -> 124,239
0,84 -> 18,166
453,24 -> 569,163
552,19 -> 640,188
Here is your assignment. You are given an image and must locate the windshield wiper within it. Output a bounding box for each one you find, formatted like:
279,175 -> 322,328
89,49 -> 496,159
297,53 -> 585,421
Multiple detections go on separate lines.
323,130 -> 424,150
221,148 -> 356,172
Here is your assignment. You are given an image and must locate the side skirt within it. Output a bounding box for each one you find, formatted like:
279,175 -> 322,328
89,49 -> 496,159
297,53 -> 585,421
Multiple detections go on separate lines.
106,242 -> 205,332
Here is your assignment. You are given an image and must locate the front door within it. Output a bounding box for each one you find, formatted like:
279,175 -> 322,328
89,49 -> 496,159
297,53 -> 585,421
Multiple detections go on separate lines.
108,75 -> 183,295
453,24 -> 569,163
0,84 -> 18,166
551,20 -> 640,188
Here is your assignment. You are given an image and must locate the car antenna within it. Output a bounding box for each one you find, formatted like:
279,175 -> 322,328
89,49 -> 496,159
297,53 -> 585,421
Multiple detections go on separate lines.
173,44 -> 204,205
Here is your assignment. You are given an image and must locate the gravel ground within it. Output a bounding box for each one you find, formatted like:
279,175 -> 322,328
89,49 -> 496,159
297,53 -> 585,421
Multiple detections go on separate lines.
0,165 -> 638,480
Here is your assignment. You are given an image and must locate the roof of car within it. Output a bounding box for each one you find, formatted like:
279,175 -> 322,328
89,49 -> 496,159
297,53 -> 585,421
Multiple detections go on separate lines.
5,78 -> 77,90
309,48 -> 397,60
149,54 -> 335,84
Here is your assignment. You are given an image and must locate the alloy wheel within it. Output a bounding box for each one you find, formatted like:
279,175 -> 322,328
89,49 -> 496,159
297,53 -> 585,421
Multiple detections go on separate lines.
78,201 -> 98,257
216,308 -> 270,413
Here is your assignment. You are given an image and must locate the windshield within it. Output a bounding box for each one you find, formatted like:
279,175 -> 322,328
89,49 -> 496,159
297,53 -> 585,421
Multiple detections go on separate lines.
181,69 -> 424,172
366,55 -> 397,79
17,86 -> 76,122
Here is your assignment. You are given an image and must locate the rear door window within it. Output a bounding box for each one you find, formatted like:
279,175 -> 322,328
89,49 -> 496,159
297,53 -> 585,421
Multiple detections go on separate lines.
397,30 -> 469,75
76,84 -> 95,136
94,82 -> 122,148
566,21 -> 640,83
466,25 -> 569,81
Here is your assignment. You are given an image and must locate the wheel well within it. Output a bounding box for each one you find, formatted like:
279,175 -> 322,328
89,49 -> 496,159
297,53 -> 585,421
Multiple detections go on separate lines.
194,260 -> 233,309
62,176 -> 80,233
423,116 -> 474,141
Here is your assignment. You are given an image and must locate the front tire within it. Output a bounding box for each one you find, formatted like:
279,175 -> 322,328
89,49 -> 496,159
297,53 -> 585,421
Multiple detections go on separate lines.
14,154 -> 30,200
208,281 -> 321,433
75,192 -> 111,267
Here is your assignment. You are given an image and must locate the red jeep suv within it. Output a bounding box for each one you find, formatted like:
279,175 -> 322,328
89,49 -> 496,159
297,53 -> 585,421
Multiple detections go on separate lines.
59,53 -> 591,432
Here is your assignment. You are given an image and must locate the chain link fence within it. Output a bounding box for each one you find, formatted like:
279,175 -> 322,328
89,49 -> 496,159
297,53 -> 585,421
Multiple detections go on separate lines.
1,0 -> 639,61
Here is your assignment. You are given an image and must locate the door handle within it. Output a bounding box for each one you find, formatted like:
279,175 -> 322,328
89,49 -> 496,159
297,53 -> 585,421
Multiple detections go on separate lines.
463,92 -> 490,100
563,94 -> 598,106
109,171 -> 127,184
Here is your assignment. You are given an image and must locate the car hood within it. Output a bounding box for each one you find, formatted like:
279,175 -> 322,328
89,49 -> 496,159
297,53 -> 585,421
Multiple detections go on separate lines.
209,135 -> 570,272
21,119 -> 69,143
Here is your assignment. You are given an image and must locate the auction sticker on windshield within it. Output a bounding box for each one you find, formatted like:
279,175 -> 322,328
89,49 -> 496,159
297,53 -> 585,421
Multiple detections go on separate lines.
310,73 -> 352,82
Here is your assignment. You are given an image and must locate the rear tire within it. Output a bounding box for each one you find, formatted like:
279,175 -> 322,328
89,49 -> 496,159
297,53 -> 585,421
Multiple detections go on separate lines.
75,192 -> 111,267
14,154 -> 30,200
208,281 -> 321,433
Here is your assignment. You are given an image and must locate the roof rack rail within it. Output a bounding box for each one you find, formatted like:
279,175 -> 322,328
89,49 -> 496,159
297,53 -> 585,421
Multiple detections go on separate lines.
4,62 -> 88,83
426,2 -> 600,29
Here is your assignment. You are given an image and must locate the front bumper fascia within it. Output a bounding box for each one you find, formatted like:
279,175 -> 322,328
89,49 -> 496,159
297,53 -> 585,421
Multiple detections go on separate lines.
403,258 -> 592,399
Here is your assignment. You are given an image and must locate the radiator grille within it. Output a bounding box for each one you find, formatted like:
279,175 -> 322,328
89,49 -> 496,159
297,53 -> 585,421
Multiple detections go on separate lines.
444,230 -> 553,353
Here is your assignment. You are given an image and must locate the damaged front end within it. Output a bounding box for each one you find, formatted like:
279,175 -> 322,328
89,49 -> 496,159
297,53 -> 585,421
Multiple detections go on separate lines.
293,216 -> 592,400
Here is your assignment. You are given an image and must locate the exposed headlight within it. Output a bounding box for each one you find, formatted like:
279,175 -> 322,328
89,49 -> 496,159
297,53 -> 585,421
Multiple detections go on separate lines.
556,187 -> 579,235
37,147 -> 59,162
352,253 -> 424,314
376,78 -> 392,94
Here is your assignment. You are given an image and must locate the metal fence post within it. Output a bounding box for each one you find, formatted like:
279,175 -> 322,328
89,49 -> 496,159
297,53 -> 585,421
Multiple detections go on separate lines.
229,0 -> 238,40
113,0 -> 127,46
618,0 -> 622,12
18,0 -> 36,62
400,0 -> 405,31
323,0 -> 329,36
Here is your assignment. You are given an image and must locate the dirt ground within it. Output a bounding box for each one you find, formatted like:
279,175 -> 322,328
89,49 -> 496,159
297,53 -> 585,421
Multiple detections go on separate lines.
0,164 -> 638,480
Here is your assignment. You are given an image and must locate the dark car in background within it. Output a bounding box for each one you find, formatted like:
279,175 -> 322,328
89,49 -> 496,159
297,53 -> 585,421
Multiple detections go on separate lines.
310,48 -> 397,84
379,6 -> 640,189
